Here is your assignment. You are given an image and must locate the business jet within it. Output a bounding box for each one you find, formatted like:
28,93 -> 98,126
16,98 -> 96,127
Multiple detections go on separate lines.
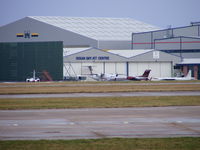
151,70 -> 195,81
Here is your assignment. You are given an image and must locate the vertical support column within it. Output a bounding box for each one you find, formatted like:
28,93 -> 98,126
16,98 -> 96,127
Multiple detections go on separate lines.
151,32 -> 154,49
180,37 -> 183,61
183,65 -> 188,77
171,28 -> 174,37
131,33 -> 134,49
103,62 -> 105,74
194,65 -> 198,80
115,62 -> 117,74
126,62 -> 129,76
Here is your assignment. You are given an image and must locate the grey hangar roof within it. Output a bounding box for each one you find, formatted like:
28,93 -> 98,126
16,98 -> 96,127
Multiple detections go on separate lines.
63,47 -> 181,64
29,16 -> 159,41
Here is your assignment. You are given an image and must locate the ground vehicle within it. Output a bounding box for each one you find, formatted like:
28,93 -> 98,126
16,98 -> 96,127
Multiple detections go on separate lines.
26,77 -> 40,82
26,70 -> 40,82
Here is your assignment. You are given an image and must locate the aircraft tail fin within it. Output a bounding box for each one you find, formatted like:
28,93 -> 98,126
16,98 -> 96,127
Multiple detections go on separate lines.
88,66 -> 93,75
141,69 -> 151,77
185,70 -> 192,78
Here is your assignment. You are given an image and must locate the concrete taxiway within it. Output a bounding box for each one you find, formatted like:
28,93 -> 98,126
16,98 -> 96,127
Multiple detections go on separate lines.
1,91 -> 200,99
0,106 -> 200,140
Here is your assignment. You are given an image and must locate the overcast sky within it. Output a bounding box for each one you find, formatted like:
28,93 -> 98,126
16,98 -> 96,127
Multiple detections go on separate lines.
0,0 -> 199,28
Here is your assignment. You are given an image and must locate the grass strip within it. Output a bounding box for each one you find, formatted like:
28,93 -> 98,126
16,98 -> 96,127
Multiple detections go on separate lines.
0,80 -> 199,86
0,137 -> 200,150
0,96 -> 200,110
0,83 -> 200,94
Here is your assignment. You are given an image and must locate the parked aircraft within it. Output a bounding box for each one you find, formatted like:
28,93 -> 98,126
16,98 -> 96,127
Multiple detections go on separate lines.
151,70 -> 195,81
87,66 -> 151,81
26,70 -> 40,82
127,69 -> 151,81
87,66 -> 127,81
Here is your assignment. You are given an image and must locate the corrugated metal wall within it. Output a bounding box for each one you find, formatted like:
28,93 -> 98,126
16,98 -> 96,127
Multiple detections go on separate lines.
0,41 -> 63,81
132,25 -> 200,50
64,61 -> 172,79
129,62 -> 172,77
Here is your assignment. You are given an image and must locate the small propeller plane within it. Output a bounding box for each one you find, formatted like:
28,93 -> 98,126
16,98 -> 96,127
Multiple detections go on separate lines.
127,69 -> 151,81
87,66 -> 127,81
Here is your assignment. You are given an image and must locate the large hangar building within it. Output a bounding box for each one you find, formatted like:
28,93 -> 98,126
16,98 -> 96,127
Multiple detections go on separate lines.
131,22 -> 200,79
0,16 -> 199,81
63,48 -> 180,79
0,41 -> 63,81
0,16 -> 159,49
0,16 -> 162,81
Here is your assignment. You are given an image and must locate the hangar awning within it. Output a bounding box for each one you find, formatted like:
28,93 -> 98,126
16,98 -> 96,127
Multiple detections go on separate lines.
63,47 -> 128,63
107,49 -> 153,58
177,58 -> 200,65
63,47 -> 91,57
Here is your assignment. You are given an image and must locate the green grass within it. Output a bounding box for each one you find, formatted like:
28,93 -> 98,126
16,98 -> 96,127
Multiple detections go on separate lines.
0,82 -> 200,94
0,96 -> 200,110
0,137 -> 200,150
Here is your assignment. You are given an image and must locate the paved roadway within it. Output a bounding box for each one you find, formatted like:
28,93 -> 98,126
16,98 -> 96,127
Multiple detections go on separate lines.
0,106 -> 200,140
0,91 -> 200,99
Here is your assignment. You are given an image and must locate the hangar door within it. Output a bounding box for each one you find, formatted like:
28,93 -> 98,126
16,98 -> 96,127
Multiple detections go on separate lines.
105,62 -> 126,75
64,62 -> 127,77
64,62 -> 104,76
129,62 -> 172,78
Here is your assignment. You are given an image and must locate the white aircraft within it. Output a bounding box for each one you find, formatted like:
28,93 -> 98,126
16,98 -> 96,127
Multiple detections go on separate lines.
151,70 -> 195,81
26,70 -> 40,82
86,66 -> 127,81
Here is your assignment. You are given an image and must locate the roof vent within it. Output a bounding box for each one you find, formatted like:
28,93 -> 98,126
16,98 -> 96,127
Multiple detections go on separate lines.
164,25 -> 173,38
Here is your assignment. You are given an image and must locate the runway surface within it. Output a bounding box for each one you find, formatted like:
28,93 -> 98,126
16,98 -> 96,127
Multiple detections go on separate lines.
0,91 -> 200,99
0,106 -> 200,140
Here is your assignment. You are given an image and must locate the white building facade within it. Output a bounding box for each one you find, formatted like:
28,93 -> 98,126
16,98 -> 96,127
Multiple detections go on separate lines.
63,48 -> 180,80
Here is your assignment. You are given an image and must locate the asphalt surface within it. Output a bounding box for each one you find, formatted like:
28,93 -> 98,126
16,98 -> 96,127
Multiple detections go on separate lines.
0,106 -> 200,140
0,91 -> 200,99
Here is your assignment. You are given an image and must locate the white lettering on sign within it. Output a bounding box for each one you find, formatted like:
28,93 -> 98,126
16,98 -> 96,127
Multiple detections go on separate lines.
76,56 -> 109,60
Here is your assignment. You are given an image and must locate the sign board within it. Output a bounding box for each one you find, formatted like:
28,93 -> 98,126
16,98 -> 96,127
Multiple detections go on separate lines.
16,31 -> 39,38
76,56 -> 109,60
153,51 -> 160,59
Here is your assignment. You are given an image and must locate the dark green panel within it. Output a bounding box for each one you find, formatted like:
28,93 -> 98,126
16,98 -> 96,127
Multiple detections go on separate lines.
198,65 -> 200,80
0,41 -> 63,81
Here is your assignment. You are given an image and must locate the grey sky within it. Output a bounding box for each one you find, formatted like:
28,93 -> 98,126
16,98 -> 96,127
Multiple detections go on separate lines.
0,0 -> 199,28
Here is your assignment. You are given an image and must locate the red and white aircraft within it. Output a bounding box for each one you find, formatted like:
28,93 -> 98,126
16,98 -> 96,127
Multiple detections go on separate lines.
127,69 -> 151,81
